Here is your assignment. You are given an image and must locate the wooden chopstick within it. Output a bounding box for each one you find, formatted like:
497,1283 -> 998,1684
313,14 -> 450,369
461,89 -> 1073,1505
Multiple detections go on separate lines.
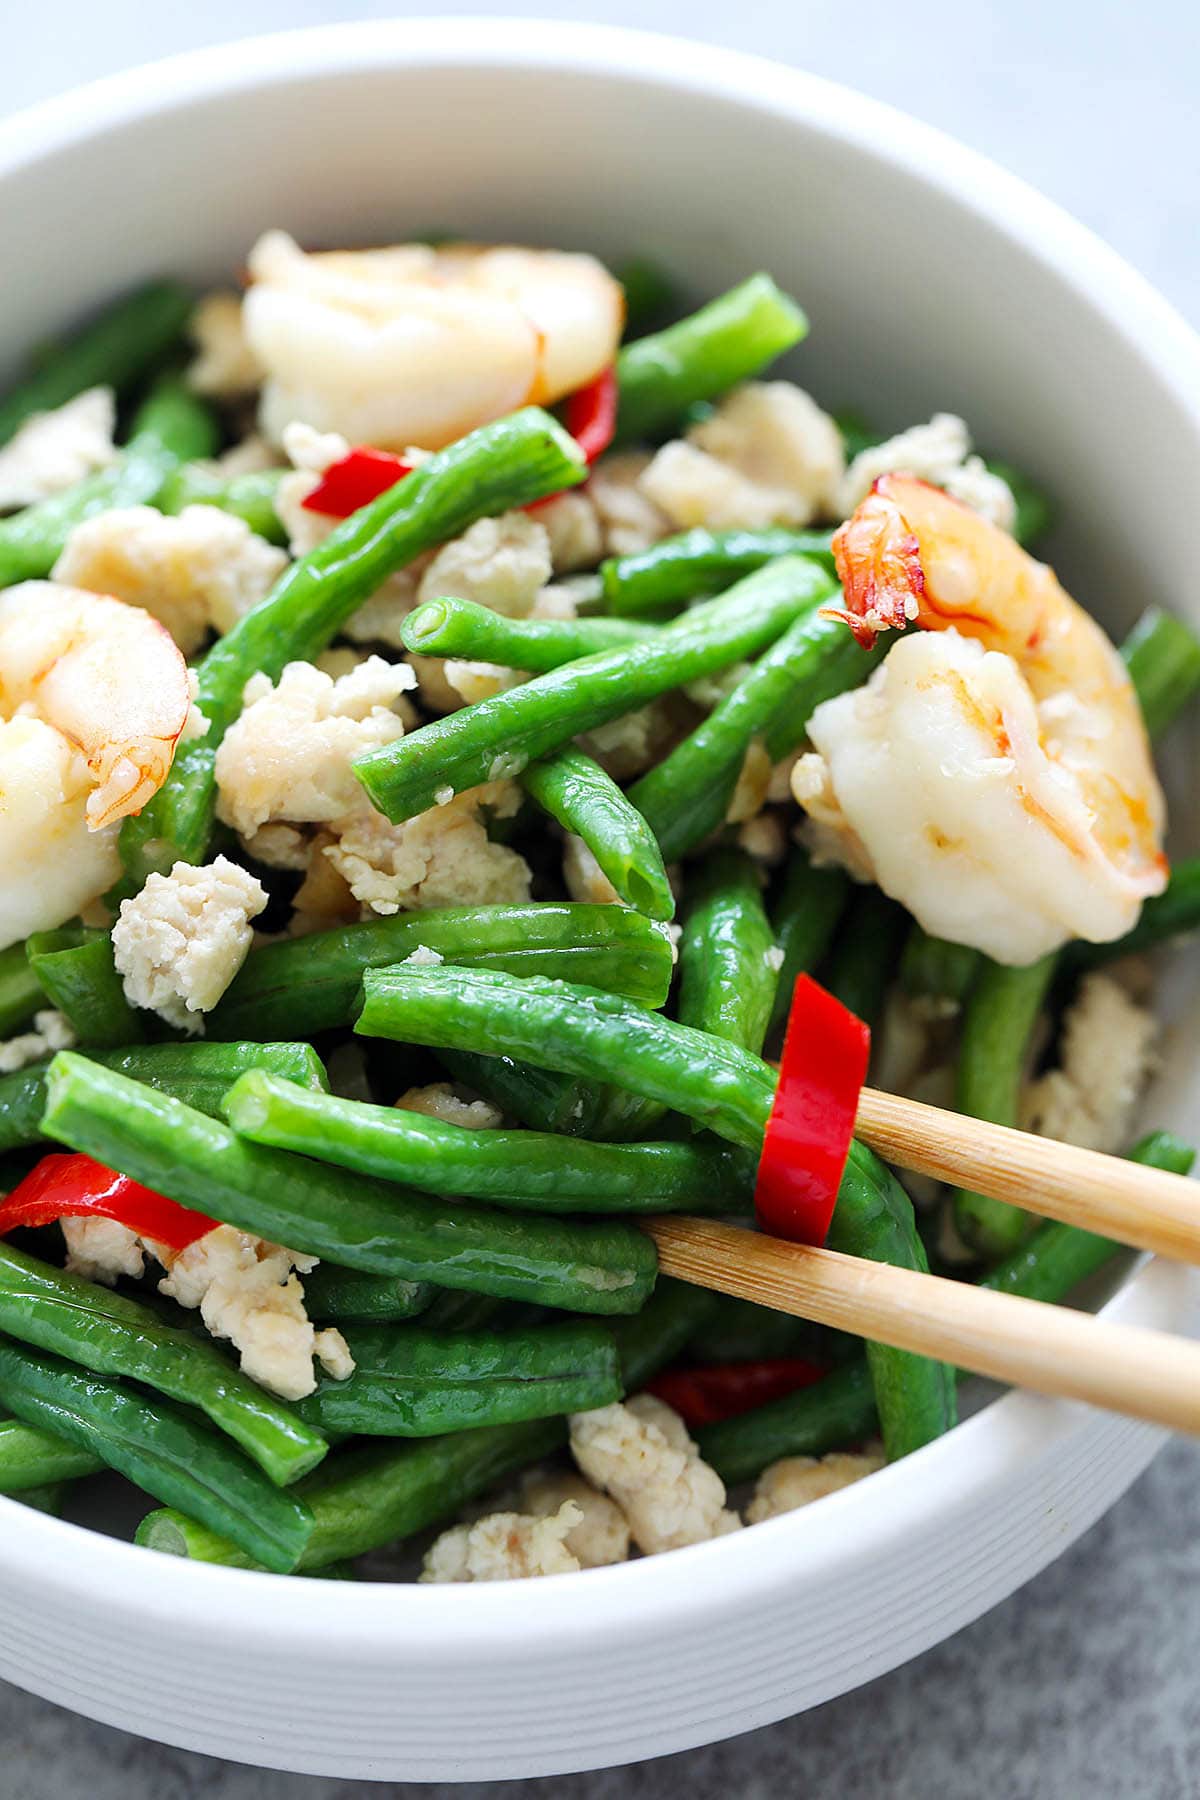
646,1215 -> 1200,1436
855,1087 -> 1200,1265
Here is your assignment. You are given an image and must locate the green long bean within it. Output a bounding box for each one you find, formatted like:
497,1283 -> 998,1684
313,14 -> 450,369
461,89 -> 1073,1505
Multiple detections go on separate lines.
117,407 -> 586,891
614,1278 -> 722,1391
685,1294 -> 837,1365
654,1157 -> 947,1468
0,282 -> 192,446
0,1039 -> 327,1155
222,1069 -> 753,1212
295,1321 -> 621,1437
355,557 -> 833,823
829,1143 -> 956,1458
614,275 -> 807,447
952,953 -> 1058,1257
42,1054 -> 658,1316
0,374 -> 219,588
419,1290 -> 514,1333
210,901 -> 673,1040
0,1242 -> 326,1486
10,1482 -> 65,1515
401,596 -> 658,670
303,1267 -> 432,1325
25,928 -> 142,1048
823,888 -> 910,1030
601,527 -> 837,616
357,961 -> 947,1453
0,1339 -> 312,1572
436,1049 -> 669,1144
616,258 -> 678,336
766,848 -> 849,1038
136,1281 -> 716,1570
158,463 -> 287,545
898,924 -> 979,1008
699,1131 -> 1192,1482
677,850 -> 778,1056
0,944 -> 43,1039
762,622 -> 887,762
357,965 -> 777,1152
699,1361 -> 878,1485
0,1413 -> 102,1492
628,581 -> 869,862
137,1418 -> 563,1571
520,748 -> 674,920
435,1050 -> 601,1135
1121,606 -> 1200,739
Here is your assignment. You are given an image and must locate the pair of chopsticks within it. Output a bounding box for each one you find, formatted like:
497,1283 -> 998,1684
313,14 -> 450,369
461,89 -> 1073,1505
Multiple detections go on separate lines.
645,1086 -> 1200,1437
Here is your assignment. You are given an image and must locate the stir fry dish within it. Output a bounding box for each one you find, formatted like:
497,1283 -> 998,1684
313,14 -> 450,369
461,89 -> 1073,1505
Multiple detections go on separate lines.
0,236 -> 1196,1580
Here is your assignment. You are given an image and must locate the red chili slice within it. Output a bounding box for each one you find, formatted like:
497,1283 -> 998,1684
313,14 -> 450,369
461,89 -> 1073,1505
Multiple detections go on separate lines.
301,366 -> 617,521
562,365 -> 618,464
0,1152 -> 216,1252
300,446 -> 414,518
754,973 -> 870,1244
646,1356 -> 827,1428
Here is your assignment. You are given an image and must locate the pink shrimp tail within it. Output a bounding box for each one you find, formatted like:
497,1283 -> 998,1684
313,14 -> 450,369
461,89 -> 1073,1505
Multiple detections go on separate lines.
828,477 -> 929,649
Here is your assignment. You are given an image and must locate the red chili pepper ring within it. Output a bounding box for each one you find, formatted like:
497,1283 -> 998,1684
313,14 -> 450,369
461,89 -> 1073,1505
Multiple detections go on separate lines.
0,1152 -> 216,1253
754,974 -> 870,1245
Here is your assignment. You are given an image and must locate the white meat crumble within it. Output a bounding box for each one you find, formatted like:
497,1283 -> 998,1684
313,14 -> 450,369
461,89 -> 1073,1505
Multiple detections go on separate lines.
417,512 -> 551,618
421,1500 -> 585,1582
586,452 -> 671,557
112,856 -> 267,1031
569,1395 -> 741,1553
562,834 -> 622,907
0,388 -> 117,510
214,656 -> 416,838
1021,971 -> 1158,1153
0,1008 -> 76,1074
59,1219 -> 353,1401
640,382 -> 844,531
839,412 -> 1016,530
214,656 -> 529,918
61,1216 -> 148,1286
186,291 -> 264,398
158,1227 -> 353,1402
54,504 -> 288,654
746,1450 -> 886,1523
517,1468 -> 632,1567
322,782 -> 531,916
395,1082 -> 504,1129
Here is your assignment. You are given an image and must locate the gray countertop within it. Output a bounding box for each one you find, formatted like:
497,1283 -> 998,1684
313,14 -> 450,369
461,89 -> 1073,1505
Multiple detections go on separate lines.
4,3 -> 1198,1794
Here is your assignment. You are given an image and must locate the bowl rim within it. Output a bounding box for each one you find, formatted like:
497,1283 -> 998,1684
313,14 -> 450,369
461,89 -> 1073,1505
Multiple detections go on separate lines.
1,15 -> 1198,1651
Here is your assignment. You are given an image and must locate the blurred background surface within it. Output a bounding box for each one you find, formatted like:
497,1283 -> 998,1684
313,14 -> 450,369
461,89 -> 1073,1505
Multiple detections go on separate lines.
4,4 -> 1198,1796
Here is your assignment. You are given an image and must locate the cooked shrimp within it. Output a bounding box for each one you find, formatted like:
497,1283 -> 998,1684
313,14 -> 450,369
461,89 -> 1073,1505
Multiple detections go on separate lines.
0,583 -> 191,828
793,476 -> 1167,964
0,582 -> 190,949
243,231 -> 624,452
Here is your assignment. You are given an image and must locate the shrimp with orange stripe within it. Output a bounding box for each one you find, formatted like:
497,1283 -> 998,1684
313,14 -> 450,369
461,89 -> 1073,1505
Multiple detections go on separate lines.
243,231 -> 624,455
791,474 -> 1167,964
0,582 -> 191,949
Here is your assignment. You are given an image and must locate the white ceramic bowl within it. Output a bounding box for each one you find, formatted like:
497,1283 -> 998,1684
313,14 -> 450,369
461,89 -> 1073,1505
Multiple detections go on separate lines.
1,19 -> 1199,1783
